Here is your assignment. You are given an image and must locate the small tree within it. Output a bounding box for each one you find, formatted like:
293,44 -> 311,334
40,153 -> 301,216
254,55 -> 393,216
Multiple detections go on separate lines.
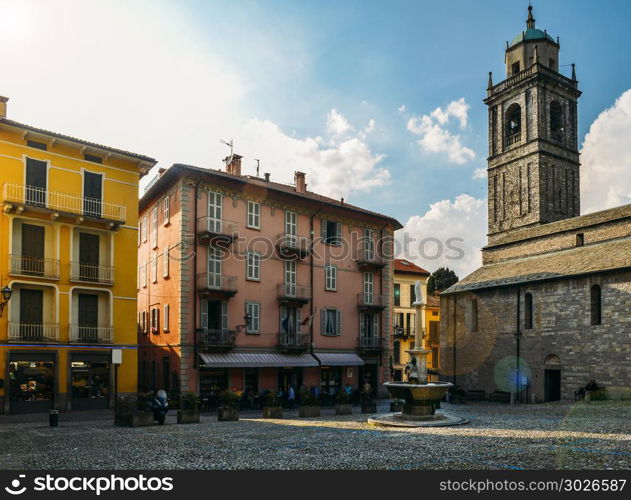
427,267 -> 459,294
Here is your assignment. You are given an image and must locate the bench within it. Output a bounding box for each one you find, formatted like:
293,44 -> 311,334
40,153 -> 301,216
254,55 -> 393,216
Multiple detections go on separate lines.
489,391 -> 511,403
464,390 -> 486,401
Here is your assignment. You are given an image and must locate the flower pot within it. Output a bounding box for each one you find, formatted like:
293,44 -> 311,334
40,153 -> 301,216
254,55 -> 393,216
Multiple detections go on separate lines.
299,405 -> 321,418
130,411 -> 155,427
218,407 -> 239,421
335,403 -> 352,415
262,406 -> 283,419
177,409 -> 200,424
361,403 -> 377,414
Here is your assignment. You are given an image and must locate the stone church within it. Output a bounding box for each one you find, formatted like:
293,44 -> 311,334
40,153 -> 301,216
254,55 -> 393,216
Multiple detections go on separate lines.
440,7 -> 631,402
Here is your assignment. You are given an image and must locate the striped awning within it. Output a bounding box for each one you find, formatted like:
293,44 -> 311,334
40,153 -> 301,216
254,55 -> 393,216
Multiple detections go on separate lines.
199,352 -> 318,368
313,352 -> 365,367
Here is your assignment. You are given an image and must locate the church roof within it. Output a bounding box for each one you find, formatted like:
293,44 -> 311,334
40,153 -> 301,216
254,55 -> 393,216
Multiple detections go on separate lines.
443,236 -> 631,294
487,204 -> 631,248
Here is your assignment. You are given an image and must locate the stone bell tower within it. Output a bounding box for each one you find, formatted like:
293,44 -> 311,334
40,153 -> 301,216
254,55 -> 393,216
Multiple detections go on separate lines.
484,6 -> 582,242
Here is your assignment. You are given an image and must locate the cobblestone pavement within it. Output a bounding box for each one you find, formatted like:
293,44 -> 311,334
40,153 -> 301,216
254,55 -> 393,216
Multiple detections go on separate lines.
0,401 -> 629,470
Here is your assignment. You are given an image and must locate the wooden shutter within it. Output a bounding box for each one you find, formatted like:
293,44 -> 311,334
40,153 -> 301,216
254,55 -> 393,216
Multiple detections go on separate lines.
163,196 -> 170,225
200,299 -> 208,328
222,302 -> 228,330
336,310 -> 341,335
21,224 -> 45,275
372,313 -> 379,337
321,218 -> 327,241
163,304 -> 169,332
296,309 -> 302,334
320,309 -> 326,335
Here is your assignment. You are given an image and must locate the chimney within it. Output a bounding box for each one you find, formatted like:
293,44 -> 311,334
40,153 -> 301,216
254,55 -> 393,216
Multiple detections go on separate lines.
264,173 -> 270,182
0,96 -> 8,119
294,171 -> 307,193
224,154 -> 242,176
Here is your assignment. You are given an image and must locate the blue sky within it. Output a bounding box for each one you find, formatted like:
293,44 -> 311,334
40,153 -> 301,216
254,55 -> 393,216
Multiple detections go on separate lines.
1,0 -> 630,276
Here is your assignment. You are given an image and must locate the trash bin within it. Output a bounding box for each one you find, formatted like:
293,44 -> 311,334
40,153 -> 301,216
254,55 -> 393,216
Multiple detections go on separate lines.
49,409 -> 59,427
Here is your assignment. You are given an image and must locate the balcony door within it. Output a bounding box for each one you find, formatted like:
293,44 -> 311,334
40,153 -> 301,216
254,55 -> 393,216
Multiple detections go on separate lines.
83,171 -> 103,218
25,158 -> 47,207
21,224 -> 45,276
207,190 -> 222,233
207,247 -> 222,288
78,293 -> 99,342
359,312 -> 378,344
79,232 -> 100,281
284,260 -> 296,296
285,210 -> 297,246
363,228 -> 375,260
19,288 -> 44,340
363,272 -> 374,304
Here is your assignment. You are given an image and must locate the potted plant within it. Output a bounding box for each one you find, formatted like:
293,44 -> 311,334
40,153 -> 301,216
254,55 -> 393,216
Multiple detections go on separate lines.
218,390 -> 240,421
298,387 -> 321,418
177,391 -> 200,424
360,383 -> 377,414
335,390 -> 353,415
262,391 -> 283,418
124,393 -> 155,427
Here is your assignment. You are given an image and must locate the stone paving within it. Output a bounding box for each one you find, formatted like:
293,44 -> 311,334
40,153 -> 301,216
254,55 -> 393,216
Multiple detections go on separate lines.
0,401 -> 629,470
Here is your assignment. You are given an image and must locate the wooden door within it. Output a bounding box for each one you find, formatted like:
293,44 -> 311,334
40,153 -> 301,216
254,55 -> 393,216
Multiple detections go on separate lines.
78,293 -> 99,342
21,224 -> 45,276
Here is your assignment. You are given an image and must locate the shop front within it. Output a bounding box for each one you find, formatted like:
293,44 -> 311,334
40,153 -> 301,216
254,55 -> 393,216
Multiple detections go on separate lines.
70,352 -> 110,411
7,352 -> 56,414
314,352 -> 363,404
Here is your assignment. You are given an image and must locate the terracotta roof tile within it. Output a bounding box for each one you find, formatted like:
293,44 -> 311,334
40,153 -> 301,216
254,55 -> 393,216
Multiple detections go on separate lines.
394,259 -> 430,275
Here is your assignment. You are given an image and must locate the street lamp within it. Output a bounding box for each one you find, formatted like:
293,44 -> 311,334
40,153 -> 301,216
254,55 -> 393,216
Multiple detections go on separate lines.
0,286 -> 13,317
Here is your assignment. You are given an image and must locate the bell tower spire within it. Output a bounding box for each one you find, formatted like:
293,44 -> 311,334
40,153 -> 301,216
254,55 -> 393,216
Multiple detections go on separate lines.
526,5 -> 536,29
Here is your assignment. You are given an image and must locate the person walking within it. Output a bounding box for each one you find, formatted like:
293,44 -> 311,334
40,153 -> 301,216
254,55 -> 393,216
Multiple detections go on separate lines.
287,385 -> 296,409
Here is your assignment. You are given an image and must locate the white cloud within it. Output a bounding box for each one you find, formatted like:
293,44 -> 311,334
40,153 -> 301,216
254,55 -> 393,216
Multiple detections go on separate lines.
238,117 -> 390,200
406,98 -> 475,164
396,194 -> 487,278
365,118 -> 376,134
398,104 -> 406,113
326,108 -> 352,136
473,167 -> 487,180
581,89 -> 631,213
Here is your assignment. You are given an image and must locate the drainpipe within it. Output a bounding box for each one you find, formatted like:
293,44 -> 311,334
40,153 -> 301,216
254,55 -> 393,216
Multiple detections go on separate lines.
514,286 -> 522,404
192,180 -> 202,374
309,208 -> 322,356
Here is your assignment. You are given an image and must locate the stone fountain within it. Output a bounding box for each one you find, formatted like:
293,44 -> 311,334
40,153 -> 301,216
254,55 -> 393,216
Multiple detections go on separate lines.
369,281 -> 468,427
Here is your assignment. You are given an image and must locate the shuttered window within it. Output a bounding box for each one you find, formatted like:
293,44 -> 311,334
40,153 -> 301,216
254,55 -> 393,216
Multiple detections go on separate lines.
246,252 -> 261,281
320,308 -> 341,336
325,265 -> 336,291
163,196 -> 170,225
246,302 -> 260,334
247,201 -> 261,229
163,304 -> 170,332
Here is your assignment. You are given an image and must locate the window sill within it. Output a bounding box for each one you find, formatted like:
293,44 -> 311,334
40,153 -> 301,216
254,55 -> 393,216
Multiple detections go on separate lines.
246,277 -> 261,282
246,225 -> 261,231
325,288 -> 337,292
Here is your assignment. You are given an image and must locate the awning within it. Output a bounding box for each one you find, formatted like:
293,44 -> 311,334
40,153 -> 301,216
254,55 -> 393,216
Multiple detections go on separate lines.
199,352 -> 318,368
313,352 -> 365,367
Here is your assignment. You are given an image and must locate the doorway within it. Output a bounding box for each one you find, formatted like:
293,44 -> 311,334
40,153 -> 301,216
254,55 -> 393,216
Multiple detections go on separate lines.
544,369 -> 561,402
83,171 -> 103,218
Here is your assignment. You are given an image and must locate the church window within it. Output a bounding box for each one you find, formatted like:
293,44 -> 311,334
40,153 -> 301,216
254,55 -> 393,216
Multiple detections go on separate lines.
524,293 -> 533,330
590,285 -> 602,326
506,104 -> 521,146
511,61 -> 520,75
470,298 -> 479,333
550,101 -> 564,143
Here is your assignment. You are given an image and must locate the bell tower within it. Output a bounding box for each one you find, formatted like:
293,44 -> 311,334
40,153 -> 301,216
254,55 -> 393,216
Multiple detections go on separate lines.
484,6 -> 581,241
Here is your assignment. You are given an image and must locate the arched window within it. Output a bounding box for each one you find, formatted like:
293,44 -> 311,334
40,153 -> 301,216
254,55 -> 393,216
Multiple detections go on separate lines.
550,101 -> 564,142
524,292 -> 533,330
506,104 -> 521,146
590,284 -> 602,326
470,298 -> 478,333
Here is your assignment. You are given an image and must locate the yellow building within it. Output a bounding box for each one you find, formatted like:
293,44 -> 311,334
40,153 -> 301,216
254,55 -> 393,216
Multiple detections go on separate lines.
0,96 -> 155,414
392,259 -> 441,381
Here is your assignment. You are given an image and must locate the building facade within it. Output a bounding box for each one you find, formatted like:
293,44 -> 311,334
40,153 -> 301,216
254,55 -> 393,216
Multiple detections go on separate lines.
0,96 -> 155,413
440,8 -> 631,402
137,157 -> 401,403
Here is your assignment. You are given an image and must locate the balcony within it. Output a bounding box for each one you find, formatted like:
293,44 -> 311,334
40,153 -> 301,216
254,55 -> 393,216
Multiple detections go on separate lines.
506,132 -> 521,146
278,331 -> 310,352
277,283 -> 311,305
358,335 -> 383,352
357,247 -> 385,271
2,183 -> 126,224
394,326 -> 414,338
197,273 -> 238,298
197,328 -> 236,351
276,233 -> 309,259
70,262 -> 115,285
357,293 -> 387,310
8,255 -> 60,280
70,325 -> 113,343
8,322 -> 60,342
197,217 -> 238,245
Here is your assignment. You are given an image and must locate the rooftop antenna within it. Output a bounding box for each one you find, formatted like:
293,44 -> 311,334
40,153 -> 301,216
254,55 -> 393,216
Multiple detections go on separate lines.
219,138 -> 233,157
254,159 -> 260,177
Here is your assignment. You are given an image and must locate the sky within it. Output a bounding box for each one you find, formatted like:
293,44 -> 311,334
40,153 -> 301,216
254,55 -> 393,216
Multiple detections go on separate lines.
1,0 -> 630,278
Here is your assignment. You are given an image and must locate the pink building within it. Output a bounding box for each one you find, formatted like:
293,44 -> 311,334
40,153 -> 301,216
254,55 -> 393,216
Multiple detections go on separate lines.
137,156 -> 401,403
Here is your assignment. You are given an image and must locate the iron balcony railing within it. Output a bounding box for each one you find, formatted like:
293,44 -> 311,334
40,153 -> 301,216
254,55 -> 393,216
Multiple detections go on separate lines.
2,183 -> 126,222
358,335 -> 383,350
70,261 -> 115,285
393,326 -> 415,338
276,233 -> 309,257
357,246 -> 384,267
8,255 -> 60,279
69,325 -> 113,343
506,132 -> 521,146
197,273 -> 238,293
8,322 -> 60,342
196,217 -> 238,240
197,328 -> 236,348
357,293 -> 387,308
277,283 -> 311,302
279,331 -> 309,349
